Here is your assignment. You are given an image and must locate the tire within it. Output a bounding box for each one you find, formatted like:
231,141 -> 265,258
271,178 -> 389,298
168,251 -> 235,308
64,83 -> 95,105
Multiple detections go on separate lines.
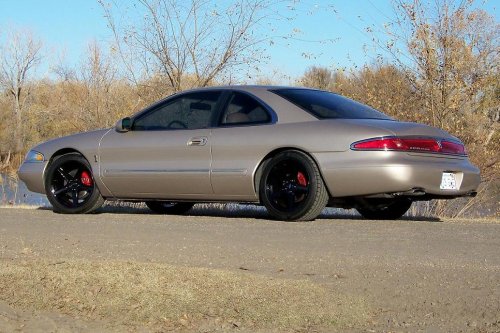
259,150 -> 328,221
45,153 -> 104,214
356,198 -> 412,220
145,201 -> 194,215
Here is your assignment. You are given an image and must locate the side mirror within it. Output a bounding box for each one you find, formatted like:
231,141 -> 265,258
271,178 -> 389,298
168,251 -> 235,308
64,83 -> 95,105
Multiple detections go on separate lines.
115,117 -> 131,133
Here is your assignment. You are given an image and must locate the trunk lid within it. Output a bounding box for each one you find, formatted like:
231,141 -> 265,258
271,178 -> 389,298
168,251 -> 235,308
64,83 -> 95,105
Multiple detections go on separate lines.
342,119 -> 458,140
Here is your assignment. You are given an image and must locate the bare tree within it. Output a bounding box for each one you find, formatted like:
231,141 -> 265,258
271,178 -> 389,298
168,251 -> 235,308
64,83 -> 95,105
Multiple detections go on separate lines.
0,28 -> 42,153
364,0 -> 499,175
48,42 -> 124,133
299,66 -> 335,90
79,41 -> 117,128
99,0 -> 274,93
332,64 -> 420,120
382,0 -> 499,128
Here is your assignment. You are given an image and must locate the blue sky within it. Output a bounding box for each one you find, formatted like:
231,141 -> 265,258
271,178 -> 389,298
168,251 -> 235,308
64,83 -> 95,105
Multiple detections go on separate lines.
0,0 -> 497,82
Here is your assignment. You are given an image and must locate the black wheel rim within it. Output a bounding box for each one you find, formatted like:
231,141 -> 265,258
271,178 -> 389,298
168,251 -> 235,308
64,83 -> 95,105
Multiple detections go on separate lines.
50,161 -> 94,209
265,159 -> 310,212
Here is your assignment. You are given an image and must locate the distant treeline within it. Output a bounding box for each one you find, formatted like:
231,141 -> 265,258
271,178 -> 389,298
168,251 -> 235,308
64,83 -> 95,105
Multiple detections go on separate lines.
0,0 -> 498,186
1,62 -> 497,178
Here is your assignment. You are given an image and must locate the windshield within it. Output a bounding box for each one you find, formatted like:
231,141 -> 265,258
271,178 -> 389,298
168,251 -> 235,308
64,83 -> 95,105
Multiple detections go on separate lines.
272,88 -> 392,120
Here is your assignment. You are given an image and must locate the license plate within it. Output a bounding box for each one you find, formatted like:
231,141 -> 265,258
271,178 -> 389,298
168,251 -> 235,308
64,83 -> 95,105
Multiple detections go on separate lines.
440,172 -> 457,190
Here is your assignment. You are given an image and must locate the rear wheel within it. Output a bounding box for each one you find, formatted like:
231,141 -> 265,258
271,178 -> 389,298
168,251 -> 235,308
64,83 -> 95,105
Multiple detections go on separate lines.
356,198 -> 412,220
260,150 -> 328,221
145,201 -> 194,215
45,153 -> 104,214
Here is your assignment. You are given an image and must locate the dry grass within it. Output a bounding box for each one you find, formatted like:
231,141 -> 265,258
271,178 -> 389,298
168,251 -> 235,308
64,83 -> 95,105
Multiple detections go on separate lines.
0,204 -> 39,209
0,259 -> 367,331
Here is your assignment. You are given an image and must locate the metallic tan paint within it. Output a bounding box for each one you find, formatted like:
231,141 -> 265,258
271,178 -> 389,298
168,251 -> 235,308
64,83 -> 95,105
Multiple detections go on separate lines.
98,128 -> 212,198
18,86 -> 480,204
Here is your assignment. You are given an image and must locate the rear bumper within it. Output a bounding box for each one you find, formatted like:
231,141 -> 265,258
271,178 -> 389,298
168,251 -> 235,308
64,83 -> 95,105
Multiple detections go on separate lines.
314,151 -> 481,198
18,161 -> 48,194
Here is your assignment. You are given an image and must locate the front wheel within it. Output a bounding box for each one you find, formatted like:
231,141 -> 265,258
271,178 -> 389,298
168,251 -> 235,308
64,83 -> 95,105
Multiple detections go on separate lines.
145,201 -> 194,215
45,153 -> 104,214
356,198 -> 412,220
259,150 -> 329,221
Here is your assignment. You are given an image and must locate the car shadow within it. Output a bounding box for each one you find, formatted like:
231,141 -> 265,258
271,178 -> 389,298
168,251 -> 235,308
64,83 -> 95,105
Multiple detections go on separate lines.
317,210 -> 441,222
37,203 -> 441,223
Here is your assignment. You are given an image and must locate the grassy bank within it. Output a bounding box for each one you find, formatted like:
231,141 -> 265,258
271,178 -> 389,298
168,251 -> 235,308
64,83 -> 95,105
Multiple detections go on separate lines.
0,259 -> 368,331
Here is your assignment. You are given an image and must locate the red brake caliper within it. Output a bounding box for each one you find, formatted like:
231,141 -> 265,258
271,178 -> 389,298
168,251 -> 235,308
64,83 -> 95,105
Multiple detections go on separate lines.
80,171 -> 93,187
297,171 -> 307,186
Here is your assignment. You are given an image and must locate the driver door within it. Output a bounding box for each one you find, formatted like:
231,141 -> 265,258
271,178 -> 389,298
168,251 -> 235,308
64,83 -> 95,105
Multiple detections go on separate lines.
99,90 -> 222,199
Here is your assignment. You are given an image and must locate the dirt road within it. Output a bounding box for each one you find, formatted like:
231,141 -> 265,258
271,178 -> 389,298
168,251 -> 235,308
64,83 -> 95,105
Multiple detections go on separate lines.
0,207 -> 499,332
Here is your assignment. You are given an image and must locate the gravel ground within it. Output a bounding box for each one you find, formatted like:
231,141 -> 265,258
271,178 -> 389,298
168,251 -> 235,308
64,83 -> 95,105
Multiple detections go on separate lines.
0,207 -> 499,332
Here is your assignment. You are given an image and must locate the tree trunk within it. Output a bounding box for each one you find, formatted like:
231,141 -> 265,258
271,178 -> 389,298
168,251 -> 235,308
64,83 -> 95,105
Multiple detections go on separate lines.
13,93 -> 23,153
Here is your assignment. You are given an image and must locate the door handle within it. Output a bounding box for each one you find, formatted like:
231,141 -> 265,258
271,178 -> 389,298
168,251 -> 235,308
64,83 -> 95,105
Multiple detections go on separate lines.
187,136 -> 208,146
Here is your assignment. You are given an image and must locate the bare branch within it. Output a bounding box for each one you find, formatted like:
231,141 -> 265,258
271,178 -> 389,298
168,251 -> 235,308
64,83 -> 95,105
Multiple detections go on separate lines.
0,27 -> 43,153
99,0 -> 276,92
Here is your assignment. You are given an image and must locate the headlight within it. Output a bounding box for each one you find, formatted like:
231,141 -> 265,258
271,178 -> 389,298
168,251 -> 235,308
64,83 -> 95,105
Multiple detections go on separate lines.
25,150 -> 45,162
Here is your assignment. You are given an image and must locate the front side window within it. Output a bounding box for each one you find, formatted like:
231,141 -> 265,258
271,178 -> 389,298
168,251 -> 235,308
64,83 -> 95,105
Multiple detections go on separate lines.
272,88 -> 392,120
220,92 -> 271,126
133,91 -> 221,130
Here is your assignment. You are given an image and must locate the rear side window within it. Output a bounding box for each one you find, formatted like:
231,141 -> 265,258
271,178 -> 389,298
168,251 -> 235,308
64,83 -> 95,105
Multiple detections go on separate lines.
272,89 -> 392,120
220,92 -> 271,126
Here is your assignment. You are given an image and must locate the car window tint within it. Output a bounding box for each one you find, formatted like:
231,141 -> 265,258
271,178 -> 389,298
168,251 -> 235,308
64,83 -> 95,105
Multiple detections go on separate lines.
272,89 -> 392,120
133,91 -> 221,130
220,92 -> 270,125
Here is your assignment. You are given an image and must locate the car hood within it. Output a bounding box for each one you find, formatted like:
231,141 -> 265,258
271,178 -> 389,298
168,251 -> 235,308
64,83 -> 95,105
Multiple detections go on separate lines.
30,128 -> 111,162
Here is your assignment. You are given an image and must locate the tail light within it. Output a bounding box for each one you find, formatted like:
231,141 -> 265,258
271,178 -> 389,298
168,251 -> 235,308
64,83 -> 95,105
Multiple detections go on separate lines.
439,140 -> 467,155
351,137 -> 466,156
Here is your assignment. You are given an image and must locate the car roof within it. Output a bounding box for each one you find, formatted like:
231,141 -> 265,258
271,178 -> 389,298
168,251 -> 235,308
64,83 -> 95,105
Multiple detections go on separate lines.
135,85 -> 320,124
187,85 -> 319,123
179,85 -> 314,93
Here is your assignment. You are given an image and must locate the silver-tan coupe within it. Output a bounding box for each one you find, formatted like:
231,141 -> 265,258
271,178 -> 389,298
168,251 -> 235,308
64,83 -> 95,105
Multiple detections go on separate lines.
19,86 -> 480,221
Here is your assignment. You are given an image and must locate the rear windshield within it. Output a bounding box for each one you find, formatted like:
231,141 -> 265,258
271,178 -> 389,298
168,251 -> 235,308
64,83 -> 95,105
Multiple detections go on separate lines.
272,88 -> 392,120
